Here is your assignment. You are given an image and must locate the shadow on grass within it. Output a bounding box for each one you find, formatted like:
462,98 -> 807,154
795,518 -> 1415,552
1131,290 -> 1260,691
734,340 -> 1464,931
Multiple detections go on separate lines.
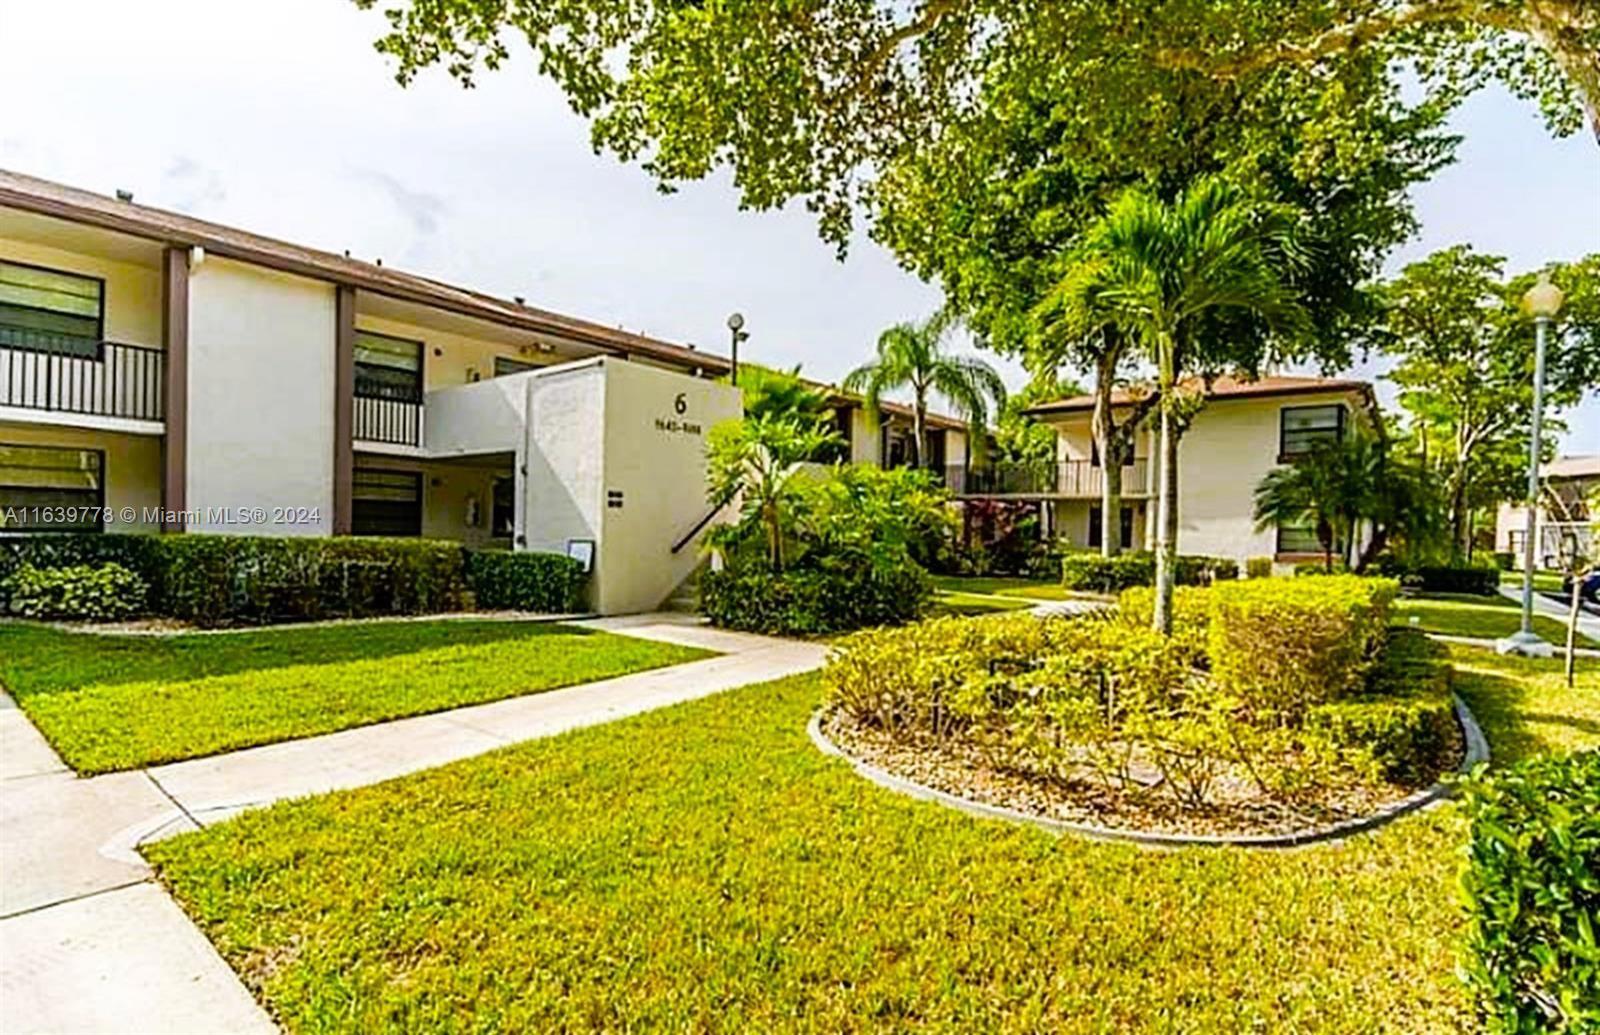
0,619 -> 595,698
1448,647 -> 1600,766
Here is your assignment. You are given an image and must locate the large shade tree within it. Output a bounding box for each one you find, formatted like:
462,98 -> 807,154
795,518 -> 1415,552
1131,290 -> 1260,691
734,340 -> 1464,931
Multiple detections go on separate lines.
1053,176 -> 1311,633
354,1 -> 1596,261
1380,247 -> 1600,559
842,314 -> 1007,471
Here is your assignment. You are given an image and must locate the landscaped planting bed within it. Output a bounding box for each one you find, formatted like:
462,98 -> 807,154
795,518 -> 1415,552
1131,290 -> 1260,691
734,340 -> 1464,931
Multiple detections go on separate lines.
143,651 -> 1598,1031
821,576 -> 1465,838
0,620 -> 709,773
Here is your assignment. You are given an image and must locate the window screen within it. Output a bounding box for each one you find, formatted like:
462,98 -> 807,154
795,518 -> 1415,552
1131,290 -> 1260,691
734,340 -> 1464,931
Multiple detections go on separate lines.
0,260 -> 104,358
354,331 -> 423,403
352,468 -> 422,537
0,444 -> 104,532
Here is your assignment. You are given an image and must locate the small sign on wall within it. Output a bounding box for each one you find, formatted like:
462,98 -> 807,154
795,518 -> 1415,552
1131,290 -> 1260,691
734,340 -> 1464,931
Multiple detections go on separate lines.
606,489 -> 624,509
566,538 -> 595,573
653,392 -> 703,435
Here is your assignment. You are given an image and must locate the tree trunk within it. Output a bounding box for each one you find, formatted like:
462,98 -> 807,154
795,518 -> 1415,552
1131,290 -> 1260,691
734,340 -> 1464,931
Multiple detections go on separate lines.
1153,397 -> 1180,636
1092,348 -> 1122,558
912,390 -> 928,470
1566,575 -> 1582,689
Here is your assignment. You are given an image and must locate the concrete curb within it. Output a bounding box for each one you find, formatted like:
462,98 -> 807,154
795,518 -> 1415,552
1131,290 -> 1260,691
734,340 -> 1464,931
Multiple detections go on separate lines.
808,694 -> 1489,850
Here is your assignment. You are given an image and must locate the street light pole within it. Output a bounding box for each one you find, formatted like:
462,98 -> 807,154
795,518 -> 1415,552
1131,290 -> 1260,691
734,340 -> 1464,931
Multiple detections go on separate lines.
726,312 -> 748,384
1499,272 -> 1564,658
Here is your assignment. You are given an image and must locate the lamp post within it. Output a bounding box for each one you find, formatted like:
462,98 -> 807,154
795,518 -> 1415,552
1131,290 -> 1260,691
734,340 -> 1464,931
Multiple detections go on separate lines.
726,312 -> 749,384
1498,272 -> 1565,658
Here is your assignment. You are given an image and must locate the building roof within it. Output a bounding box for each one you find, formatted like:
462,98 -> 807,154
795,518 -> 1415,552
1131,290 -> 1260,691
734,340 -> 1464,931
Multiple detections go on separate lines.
1545,455 -> 1600,480
0,167 -> 728,374
0,167 -> 980,433
1022,374 -> 1374,417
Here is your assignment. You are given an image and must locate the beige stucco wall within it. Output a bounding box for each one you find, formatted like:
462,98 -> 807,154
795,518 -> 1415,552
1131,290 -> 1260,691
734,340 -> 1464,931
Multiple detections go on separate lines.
0,420 -> 163,532
1042,392 -> 1357,562
186,257 -> 335,535
357,312 -> 563,393
596,359 -> 743,613
0,236 -> 163,348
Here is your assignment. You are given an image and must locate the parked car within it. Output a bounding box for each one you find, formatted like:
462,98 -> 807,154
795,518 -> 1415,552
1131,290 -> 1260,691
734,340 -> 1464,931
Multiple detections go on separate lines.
1561,569 -> 1600,606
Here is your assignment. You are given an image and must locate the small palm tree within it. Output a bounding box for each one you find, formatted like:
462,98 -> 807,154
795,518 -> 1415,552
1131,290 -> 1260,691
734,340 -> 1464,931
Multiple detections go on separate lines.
1253,441 -> 1357,573
842,312 -> 1007,470
707,414 -> 841,570
1056,176 -> 1310,633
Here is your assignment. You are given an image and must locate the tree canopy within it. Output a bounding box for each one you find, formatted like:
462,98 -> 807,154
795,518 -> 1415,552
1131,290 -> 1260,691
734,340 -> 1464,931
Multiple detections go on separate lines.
356,0 -> 1595,253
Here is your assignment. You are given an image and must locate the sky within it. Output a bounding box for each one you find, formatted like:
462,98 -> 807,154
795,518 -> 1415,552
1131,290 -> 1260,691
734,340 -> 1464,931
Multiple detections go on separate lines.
1,0 -> 1596,451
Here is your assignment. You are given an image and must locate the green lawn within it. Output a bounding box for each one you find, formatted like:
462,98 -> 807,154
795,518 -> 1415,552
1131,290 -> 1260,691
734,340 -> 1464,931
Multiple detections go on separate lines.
930,575 -> 1077,601
1499,568 -> 1567,594
1394,593 -> 1597,648
0,620 -> 710,773
145,643 -> 1597,1032
929,589 -> 1037,616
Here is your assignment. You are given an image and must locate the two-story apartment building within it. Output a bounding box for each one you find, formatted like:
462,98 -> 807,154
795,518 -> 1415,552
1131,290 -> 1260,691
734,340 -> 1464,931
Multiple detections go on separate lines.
1495,455 -> 1599,568
0,169 -> 965,612
956,375 -> 1375,565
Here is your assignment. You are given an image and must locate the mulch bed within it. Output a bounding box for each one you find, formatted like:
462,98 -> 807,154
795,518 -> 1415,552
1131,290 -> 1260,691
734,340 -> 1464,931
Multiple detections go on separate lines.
820,708 -> 1463,839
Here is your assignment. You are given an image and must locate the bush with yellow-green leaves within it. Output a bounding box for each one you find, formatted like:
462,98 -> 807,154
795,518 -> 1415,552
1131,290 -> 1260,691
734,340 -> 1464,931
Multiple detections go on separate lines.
823,575 -> 1450,814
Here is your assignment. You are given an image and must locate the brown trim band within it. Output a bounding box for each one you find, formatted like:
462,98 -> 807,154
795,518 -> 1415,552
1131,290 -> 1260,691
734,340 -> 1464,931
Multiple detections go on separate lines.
160,247 -> 188,532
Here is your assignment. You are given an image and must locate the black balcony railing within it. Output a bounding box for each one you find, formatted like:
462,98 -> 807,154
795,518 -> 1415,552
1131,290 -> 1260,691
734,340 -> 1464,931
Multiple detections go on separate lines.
353,393 -> 422,446
0,329 -> 164,422
947,458 -> 1151,498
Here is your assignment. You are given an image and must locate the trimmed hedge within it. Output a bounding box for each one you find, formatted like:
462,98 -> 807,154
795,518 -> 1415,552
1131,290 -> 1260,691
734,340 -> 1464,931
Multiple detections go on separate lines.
1461,750 -> 1600,1031
466,551 -> 587,612
1306,629 -> 1455,786
1060,551 -> 1238,593
702,562 -> 931,636
1400,565 -> 1500,597
0,533 -> 584,627
0,563 -> 148,621
1207,575 -> 1396,716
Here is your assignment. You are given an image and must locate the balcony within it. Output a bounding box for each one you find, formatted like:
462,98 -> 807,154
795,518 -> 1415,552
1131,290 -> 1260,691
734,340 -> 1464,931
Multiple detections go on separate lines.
947,458 -> 1151,499
353,365 -> 422,447
0,329 -> 164,424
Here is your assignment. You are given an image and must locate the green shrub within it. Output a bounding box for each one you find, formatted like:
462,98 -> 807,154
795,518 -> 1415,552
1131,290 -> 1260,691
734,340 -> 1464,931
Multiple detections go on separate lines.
1246,556 -> 1274,579
1114,584 -> 1213,667
0,534 -> 165,608
1401,566 -> 1500,597
702,558 -> 931,636
1307,629 -> 1455,785
1460,750 -> 1600,1032
1492,551 -> 1515,572
1207,575 -> 1397,718
154,536 -> 469,626
1,563 -> 148,621
465,550 -> 587,612
1061,552 -> 1238,592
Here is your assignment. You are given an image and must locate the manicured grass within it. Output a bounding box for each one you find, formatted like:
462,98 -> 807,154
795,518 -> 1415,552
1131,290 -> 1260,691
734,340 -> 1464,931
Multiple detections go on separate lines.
929,589 -> 1037,616
1499,568 -> 1566,594
146,644 -> 1596,1031
930,575 -> 1076,600
1394,593 -> 1598,648
0,620 -> 710,773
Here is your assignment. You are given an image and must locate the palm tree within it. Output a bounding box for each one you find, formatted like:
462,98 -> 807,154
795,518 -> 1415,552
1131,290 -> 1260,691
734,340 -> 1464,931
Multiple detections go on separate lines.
1253,441 -> 1358,573
842,312 -> 1007,471
1055,176 -> 1310,633
707,414 -> 841,570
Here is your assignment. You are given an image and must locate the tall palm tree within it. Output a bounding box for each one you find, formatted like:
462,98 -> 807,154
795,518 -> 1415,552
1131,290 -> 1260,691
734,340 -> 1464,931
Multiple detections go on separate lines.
1056,176 -> 1310,633
843,312 -> 1007,471
1253,441 -> 1359,573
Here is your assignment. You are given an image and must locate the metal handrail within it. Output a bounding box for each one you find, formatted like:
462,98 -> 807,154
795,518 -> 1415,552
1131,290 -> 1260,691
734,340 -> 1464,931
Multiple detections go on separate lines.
0,330 -> 165,421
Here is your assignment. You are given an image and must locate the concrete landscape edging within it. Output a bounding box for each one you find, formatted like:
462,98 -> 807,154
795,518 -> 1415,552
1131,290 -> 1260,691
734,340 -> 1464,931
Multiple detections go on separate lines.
809,694 -> 1489,849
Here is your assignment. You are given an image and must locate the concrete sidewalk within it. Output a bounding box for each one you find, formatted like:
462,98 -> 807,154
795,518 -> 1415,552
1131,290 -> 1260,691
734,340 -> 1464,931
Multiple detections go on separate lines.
1,614 -> 823,1034
1498,583 -> 1600,644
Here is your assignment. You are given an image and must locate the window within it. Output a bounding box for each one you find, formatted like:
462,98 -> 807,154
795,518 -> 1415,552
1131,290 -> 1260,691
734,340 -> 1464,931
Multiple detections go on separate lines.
492,476 -> 515,538
0,445 -> 104,532
354,330 -> 423,403
1276,519 -> 1327,555
493,355 -> 539,378
0,260 -> 104,358
1279,404 -> 1345,458
352,467 -> 422,537
1088,505 -> 1135,551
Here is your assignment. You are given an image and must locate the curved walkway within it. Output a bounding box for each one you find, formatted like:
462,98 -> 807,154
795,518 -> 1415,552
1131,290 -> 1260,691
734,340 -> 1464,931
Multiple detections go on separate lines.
0,615 -> 823,1034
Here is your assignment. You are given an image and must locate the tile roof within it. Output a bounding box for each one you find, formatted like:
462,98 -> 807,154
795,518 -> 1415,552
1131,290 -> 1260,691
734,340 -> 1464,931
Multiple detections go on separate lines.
1023,374 -> 1373,416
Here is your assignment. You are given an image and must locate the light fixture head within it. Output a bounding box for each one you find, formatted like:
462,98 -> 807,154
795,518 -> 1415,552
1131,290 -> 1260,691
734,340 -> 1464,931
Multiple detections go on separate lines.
1523,272 -> 1565,319
726,311 -> 745,332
